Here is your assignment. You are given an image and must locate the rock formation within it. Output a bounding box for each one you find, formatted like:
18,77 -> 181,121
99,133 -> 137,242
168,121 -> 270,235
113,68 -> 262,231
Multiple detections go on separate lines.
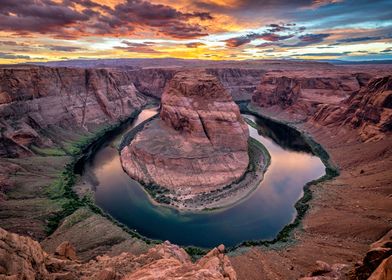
352,229 -> 392,280
0,226 -> 237,280
251,70 -> 362,121
121,71 -> 249,207
0,66 -> 147,158
206,68 -> 265,101
313,75 -> 392,141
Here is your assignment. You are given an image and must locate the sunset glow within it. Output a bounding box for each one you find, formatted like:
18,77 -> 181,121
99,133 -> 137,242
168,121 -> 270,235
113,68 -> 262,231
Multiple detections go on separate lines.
0,0 -> 391,63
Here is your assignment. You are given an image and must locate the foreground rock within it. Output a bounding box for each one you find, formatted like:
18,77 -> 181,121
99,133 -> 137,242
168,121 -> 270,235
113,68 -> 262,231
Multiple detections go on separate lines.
121,70 -> 250,209
0,226 -> 236,280
352,229 -> 392,279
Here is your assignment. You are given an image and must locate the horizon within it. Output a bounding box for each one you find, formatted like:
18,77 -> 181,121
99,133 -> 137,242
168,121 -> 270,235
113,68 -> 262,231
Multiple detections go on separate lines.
0,0 -> 391,64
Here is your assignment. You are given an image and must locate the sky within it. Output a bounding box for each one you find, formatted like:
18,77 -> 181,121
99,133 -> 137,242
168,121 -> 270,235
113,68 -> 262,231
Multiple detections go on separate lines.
0,0 -> 391,63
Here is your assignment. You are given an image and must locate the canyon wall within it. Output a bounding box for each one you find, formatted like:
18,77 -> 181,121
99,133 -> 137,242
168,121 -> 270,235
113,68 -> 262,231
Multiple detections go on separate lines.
250,69 -> 391,142
0,66 -> 149,158
312,75 -> 392,141
0,65 -> 267,158
251,70 -> 367,121
206,68 -> 265,101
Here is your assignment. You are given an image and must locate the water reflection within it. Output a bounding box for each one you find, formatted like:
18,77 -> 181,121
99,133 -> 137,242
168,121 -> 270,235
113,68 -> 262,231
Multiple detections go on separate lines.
82,108 -> 325,248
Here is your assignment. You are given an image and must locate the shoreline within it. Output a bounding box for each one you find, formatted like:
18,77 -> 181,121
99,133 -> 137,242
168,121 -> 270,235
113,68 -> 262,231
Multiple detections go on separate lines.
48,103 -> 339,256
225,104 -> 339,250
118,111 -> 271,212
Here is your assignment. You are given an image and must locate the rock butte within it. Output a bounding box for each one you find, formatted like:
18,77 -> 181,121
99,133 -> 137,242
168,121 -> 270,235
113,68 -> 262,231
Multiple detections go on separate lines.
120,70 -> 249,204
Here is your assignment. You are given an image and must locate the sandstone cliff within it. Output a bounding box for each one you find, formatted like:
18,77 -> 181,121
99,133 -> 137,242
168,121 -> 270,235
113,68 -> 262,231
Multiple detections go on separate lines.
206,68 -> 265,101
0,66 -> 148,158
121,71 -> 249,209
0,226 -> 237,280
251,70 -> 363,121
313,75 -> 392,141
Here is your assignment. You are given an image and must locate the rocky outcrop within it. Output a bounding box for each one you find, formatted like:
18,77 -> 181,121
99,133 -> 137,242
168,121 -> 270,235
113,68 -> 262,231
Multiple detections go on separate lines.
121,70 -> 249,209
368,256 -> 392,280
352,229 -> 392,280
206,68 -> 265,101
0,66 -> 148,158
313,76 -> 392,141
0,226 -> 237,280
130,68 -> 176,99
251,70 -> 365,121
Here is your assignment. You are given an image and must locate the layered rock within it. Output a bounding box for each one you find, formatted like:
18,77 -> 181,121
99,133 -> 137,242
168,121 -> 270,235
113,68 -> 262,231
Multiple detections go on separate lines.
0,66 -> 147,158
251,70 -> 364,121
313,75 -> 392,141
206,68 -> 266,101
121,71 -> 249,206
0,226 -> 237,280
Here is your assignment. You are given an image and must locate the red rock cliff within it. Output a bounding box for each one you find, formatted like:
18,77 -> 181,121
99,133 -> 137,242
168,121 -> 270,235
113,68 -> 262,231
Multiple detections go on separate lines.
121,71 -> 249,205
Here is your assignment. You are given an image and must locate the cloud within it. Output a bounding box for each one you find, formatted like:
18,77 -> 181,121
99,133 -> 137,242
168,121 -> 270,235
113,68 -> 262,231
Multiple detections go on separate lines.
256,42 -> 281,48
0,41 -> 19,46
259,33 -> 295,41
0,0 -> 89,35
297,51 -> 350,56
114,40 -> 160,53
47,46 -> 83,52
0,0 -> 212,39
334,34 -> 392,44
299,33 -> 330,43
224,34 -> 257,47
381,48 -> 392,53
224,30 -> 295,47
186,42 -> 206,48
0,52 -> 30,59
266,23 -> 301,33
309,0 -> 344,9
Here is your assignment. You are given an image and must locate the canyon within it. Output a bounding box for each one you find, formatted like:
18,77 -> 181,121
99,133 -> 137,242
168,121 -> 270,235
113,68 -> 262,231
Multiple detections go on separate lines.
120,70 -> 252,210
0,60 -> 391,279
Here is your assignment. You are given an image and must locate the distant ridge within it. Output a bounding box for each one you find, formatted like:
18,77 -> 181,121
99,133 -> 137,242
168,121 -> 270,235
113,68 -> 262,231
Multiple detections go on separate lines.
27,57 -> 334,69
317,59 -> 392,65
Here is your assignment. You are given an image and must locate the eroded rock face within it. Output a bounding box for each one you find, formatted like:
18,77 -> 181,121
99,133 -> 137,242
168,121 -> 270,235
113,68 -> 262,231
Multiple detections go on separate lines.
0,227 -> 237,280
313,76 -> 392,141
0,66 -> 146,158
353,229 -> 392,280
206,68 -> 266,101
121,71 -> 249,203
251,70 -> 362,121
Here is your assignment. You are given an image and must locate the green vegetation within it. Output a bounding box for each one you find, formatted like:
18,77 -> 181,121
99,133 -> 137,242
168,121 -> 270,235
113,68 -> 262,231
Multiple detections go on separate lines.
248,135 -> 271,173
244,117 -> 258,130
45,111 -> 141,234
30,145 -> 67,156
185,246 -> 208,260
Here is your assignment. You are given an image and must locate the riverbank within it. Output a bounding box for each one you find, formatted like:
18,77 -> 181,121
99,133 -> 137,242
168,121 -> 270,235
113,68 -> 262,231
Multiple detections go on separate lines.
59,105 -> 331,250
118,115 -> 271,211
0,104 -> 163,260
226,104 -> 339,250
229,104 -> 392,279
